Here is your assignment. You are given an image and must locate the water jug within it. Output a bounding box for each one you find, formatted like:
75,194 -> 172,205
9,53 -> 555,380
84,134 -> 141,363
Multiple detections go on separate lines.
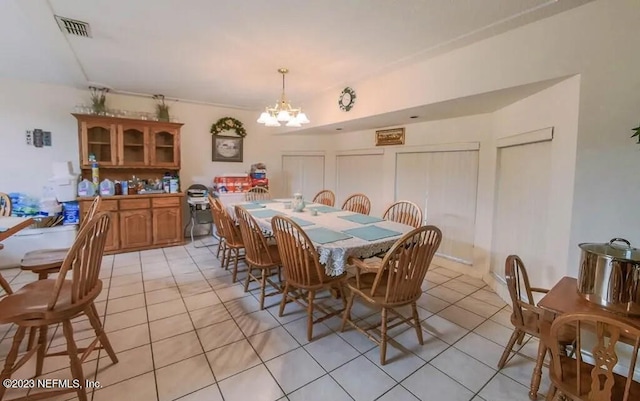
291,193 -> 305,212
77,179 -> 96,197
99,179 -> 115,196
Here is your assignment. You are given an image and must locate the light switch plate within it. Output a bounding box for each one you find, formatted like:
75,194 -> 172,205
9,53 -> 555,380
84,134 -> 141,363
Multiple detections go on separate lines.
43,131 -> 51,146
25,130 -> 32,145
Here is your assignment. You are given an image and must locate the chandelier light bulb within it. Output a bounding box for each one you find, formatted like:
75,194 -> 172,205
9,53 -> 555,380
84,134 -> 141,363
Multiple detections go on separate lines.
297,111 -> 310,124
256,111 -> 270,124
257,67 -> 310,127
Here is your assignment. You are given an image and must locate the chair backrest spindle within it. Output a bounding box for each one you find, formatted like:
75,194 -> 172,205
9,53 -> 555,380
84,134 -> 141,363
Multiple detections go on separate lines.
382,201 -> 423,228
48,212 -> 111,310
341,193 -> 371,215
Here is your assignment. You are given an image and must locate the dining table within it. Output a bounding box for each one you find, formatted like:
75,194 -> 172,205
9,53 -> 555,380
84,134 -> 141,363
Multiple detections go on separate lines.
227,199 -> 415,277
528,276 -> 640,399
0,216 -> 34,294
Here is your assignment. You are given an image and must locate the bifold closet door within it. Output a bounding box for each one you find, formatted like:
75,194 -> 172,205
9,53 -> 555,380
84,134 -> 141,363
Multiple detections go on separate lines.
281,155 -> 325,201
336,154 -> 384,215
396,150 -> 479,264
491,140 -> 552,285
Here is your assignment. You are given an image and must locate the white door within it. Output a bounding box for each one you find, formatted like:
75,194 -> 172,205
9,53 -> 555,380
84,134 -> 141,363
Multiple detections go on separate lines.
396,150 -> 479,263
491,140 -> 552,285
336,154 -> 384,215
281,155 -> 325,201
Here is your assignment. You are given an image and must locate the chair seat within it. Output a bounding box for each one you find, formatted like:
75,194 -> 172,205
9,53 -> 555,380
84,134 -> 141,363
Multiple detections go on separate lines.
346,272 -> 416,307
348,256 -> 382,272
0,279 -> 101,323
21,248 -> 68,270
551,354 -> 640,400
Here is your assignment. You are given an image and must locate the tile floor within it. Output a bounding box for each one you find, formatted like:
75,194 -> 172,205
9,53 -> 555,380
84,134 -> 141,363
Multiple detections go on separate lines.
0,239 -> 551,401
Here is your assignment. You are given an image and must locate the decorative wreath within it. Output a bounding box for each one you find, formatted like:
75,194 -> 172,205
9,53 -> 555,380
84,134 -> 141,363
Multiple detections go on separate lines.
210,117 -> 247,137
338,87 -> 356,112
632,124 -> 640,144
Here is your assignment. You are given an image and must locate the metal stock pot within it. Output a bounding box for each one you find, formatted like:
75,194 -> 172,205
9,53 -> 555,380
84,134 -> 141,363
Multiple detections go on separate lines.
577,238 -> 640,316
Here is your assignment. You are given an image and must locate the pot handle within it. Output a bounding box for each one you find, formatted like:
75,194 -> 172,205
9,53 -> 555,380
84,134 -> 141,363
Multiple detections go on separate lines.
608,238 -> 631,248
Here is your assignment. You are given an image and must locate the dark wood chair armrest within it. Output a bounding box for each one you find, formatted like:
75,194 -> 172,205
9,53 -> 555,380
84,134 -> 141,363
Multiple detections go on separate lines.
347,256 -> 381,288
530,287 -> 549,294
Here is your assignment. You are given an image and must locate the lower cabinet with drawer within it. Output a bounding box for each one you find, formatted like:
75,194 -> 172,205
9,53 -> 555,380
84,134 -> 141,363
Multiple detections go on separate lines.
78,194 -> 184,254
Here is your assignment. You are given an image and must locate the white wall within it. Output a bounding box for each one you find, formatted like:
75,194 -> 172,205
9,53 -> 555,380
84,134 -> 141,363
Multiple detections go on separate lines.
0,78 -> 336,200
299,0 -> 640,284
0,79 -> 83,196
489,76 -> 580,290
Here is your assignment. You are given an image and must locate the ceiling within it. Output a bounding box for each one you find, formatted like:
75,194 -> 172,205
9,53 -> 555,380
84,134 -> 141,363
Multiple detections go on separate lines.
1,0 -> 591,113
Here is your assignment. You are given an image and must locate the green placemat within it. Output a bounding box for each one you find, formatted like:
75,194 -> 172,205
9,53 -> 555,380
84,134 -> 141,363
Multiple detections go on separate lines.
339,214 -> 384,224
237,203 -> 266,210
290,217 -> 313,227
249,209 -> 282,219
342,225 -> 402,241
305,227 -> 352,244
307,205 -> 342,213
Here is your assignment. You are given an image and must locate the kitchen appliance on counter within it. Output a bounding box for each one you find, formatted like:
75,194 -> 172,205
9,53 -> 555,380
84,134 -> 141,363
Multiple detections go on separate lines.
577,238 -> 640,316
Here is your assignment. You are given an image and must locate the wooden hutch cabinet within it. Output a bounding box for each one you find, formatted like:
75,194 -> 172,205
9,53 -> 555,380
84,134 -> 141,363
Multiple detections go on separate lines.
74,114 -> 185,254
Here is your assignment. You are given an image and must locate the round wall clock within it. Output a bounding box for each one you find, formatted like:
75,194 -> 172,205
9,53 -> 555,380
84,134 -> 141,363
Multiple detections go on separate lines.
338,87 -> 356,112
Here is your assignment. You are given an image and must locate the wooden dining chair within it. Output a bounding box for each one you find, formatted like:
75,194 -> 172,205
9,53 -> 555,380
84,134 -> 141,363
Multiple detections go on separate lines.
245,186 -> 270,202
235,205 -> 282,309
312,190 -> 335,207
209,195 -> 227,261
0,213 -> 118,401
498,255 -> 574,371
0,192 -> 11,217
214,202 -> 245,282
382,200 -> 423,228
545,311 -> 640,401
20,196 -> 102,280
271,215 -> 347,341
0,192 -> 16,299
341,225 -> 442,365
341,193 -> 371,215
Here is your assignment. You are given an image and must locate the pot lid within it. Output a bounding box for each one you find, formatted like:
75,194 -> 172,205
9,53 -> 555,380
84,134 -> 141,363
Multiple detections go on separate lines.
579,238 -> 640,262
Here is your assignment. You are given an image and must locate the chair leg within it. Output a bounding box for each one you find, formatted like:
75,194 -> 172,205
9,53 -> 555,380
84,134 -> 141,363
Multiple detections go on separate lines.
0,326 -> 26,400
545,385 -> 557,401
307,290 -> 316,342
87,303 -> 118,364
221,245 -> 229,270
380,307 -> 388,365
259,269 -> 267,310
517,331 -> 526,345
244,266 -> 252,293
0,272 -> 13,294
411,302 -> 424,345
498,329 -> 521,369
529,341 -> 548,400
62,320 -> 88,401
26,326 -> 37,350
340,292 -> 355,332
36,325 -> 48,377
231,249 -> 240,283
279,283 -> 289,317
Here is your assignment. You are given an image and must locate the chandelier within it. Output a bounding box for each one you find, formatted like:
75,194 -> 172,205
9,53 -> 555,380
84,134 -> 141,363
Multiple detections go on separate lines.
257,68 -> 310,127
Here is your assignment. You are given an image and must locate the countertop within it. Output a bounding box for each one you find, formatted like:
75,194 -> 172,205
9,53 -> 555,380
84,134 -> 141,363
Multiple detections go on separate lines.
77,192 -> 185,200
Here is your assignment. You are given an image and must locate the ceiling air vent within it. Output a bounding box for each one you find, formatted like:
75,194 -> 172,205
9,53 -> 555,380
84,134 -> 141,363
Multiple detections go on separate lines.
55,15 -> 92,38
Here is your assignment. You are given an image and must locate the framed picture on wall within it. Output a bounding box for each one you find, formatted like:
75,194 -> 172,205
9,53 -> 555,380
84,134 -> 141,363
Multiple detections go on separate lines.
212,135 -> 243,162
375,128 -> 405,146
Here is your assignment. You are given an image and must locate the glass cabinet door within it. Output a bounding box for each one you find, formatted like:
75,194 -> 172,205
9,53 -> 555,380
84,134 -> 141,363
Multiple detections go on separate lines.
118,125 -> 148,166
151,128 -> 179,167
82,122 -> 117,166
